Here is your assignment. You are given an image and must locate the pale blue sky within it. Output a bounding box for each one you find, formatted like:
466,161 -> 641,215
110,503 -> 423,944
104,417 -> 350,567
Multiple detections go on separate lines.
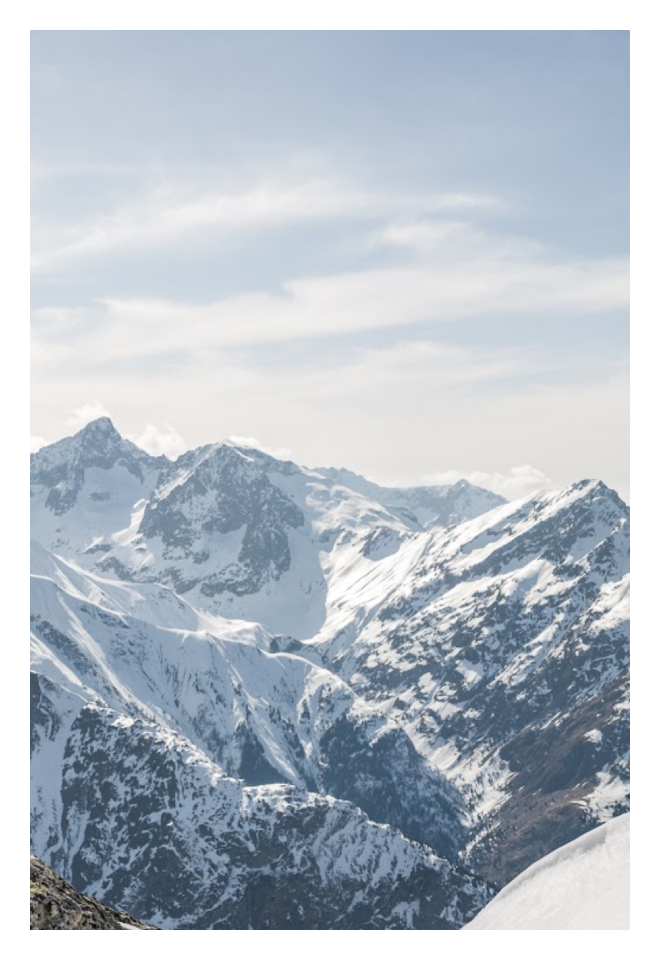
31,30 -> 629,498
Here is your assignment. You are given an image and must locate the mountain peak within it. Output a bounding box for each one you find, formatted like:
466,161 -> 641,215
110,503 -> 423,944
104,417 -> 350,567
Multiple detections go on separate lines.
75,416 -> 122,443
563,478 -> 628,513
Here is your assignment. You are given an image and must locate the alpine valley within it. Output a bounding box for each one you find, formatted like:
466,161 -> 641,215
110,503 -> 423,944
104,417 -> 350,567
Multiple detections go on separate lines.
30,418 -> 630,930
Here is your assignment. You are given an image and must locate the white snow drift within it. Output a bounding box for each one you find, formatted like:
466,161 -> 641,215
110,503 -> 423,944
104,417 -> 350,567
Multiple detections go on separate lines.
464,813 -> 630,930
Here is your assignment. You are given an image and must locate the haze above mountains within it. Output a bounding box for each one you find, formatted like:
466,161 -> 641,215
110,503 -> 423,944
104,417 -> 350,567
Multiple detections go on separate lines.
30,418 -> 630,929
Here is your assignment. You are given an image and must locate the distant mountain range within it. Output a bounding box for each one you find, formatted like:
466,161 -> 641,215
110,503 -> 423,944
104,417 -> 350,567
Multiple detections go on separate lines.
30,419 -> 629,928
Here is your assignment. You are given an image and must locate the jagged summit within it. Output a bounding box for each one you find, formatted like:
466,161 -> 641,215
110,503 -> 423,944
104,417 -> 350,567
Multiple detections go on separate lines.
566,477 -> 628,508
31,416 -> 155,469
30,418 -> 167,520
76,414 -> 121,439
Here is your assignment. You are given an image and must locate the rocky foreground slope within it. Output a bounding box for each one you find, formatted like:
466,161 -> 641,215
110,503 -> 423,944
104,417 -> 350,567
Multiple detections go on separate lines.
30,855 -> 157,929
30,419 -> 629,927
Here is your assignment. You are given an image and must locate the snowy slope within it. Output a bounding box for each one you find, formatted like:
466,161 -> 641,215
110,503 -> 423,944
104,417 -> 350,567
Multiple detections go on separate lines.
306,480 -> 630,884
31,670 -> 490,929
31,543 -> 463,858
464,813 -> 629,929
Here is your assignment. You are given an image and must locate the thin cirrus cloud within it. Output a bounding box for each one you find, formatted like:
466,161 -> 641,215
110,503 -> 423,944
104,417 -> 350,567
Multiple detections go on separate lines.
30,219 -> 629,377
226,436 -> 294,461
99,252 -> 628,352
30,176 -> 503,275
126,423 -> 188,460
64,401 -> 111,432
276,340 -> 527,408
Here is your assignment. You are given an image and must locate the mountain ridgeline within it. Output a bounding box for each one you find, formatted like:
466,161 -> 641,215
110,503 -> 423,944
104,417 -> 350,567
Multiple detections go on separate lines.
30,419 -> 629,929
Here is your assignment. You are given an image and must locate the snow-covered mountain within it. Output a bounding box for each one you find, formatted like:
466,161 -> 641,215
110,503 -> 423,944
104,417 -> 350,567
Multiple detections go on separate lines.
30,418 -> 630,928
32,675 -> 491,929
464,813 -> 629,929
31,542 -> 464,858
30,546 -> 489,928
314,466 -> 506,529
30,417 -> 167,550
31,420 -> 504,638
307,478 -> 630,884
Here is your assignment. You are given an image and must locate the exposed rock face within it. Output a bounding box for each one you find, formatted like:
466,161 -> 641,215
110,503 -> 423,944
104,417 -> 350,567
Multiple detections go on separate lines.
315,480 -> 629,884
30,855 -> 157,929
31,689 -> 492,930
138,444 -> 306,597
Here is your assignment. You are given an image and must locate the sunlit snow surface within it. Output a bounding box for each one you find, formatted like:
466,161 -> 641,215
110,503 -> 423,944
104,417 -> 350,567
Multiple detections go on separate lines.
464,814 -> 629,929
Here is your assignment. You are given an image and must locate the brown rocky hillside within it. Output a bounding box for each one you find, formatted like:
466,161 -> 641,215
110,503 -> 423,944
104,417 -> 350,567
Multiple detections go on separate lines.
30,856 -> 158,930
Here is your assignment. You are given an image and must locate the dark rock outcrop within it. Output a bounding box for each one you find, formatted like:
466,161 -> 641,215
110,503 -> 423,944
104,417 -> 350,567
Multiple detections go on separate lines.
30,855 -> 157,930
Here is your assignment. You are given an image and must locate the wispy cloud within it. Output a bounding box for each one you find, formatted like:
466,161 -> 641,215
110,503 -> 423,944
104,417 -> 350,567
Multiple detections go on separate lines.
424,465 -> 552,500
31,175 -> 502,275
30,435 -> 49,453
100,250 -> 628,349
277,340 -> 528,412
127,422 -> 187,459
226,436 -> 293,460
64,402 -> 111,432
30,217 -> 628,378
